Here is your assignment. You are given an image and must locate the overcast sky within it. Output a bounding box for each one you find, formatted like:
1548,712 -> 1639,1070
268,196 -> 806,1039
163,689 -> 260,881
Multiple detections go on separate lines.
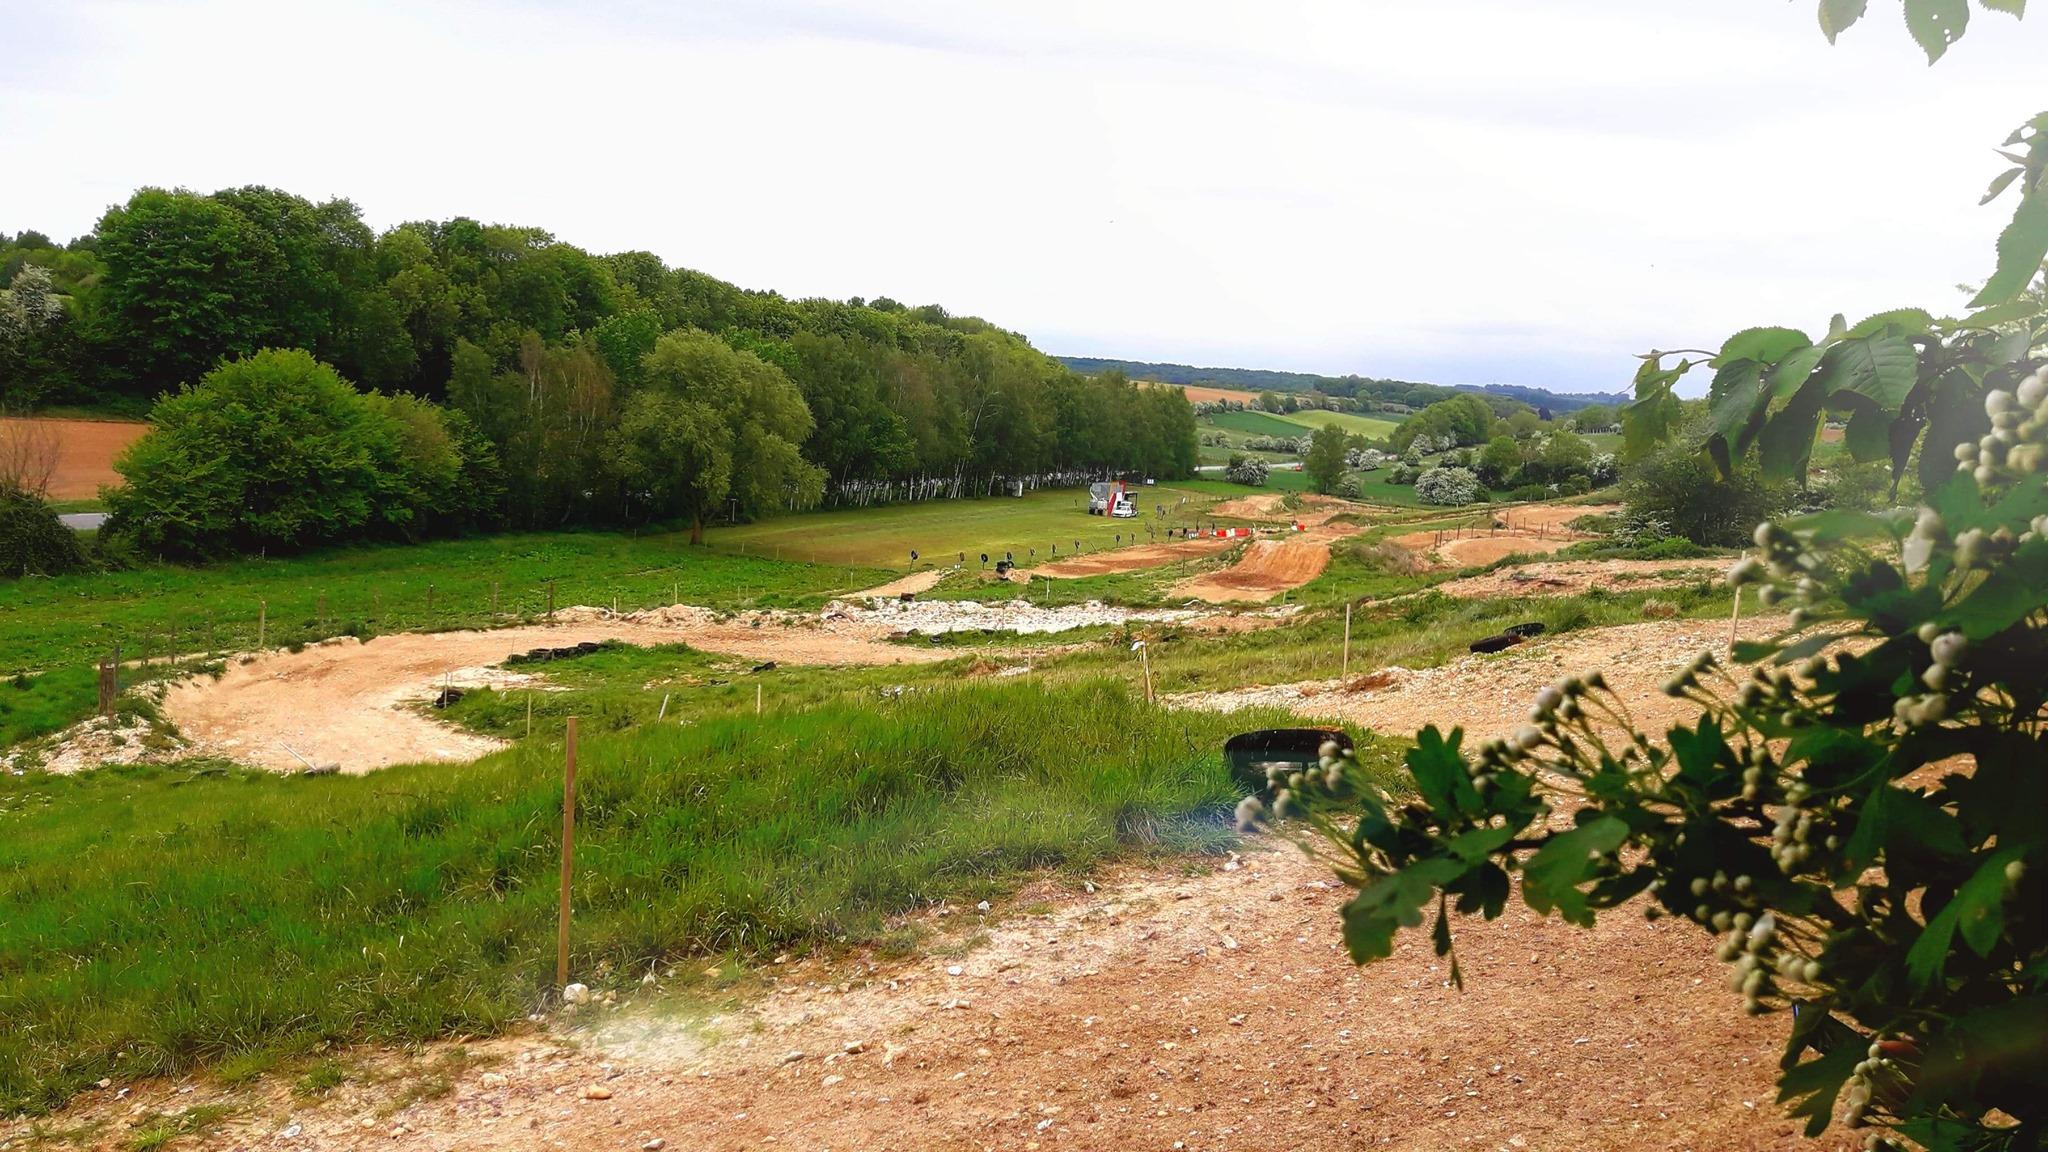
5,1 -> 2043,393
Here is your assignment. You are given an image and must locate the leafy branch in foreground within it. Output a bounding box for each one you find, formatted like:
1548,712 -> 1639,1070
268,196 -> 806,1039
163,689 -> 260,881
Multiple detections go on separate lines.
1255,364 -> 2047,1150
1621,107 -> 2047,472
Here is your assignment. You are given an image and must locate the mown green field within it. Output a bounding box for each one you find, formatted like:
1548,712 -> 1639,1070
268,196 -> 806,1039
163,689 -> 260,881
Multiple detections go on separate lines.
1200,409 -> 1307,438
706,485 -> 1218,568
0,681 -> 1316,1114
1273,410 -> 1401,439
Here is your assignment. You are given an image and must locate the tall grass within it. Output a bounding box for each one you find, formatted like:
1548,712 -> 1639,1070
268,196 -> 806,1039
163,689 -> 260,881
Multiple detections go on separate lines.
0,680 -> 1307,1113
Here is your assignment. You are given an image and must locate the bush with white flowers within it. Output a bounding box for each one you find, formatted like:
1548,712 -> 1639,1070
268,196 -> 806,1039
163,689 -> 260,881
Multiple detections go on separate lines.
1414,465 -> 1481,506
1225,456 -> 1269,486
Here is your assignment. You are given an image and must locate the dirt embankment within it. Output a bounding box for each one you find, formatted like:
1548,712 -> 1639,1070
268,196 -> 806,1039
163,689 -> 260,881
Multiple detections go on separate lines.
0,417 -> 148,500
1433,558 -> 1728,600
162,609 -> 949,775
1028,534 -> 1239,579
1389,502 -> 1616,569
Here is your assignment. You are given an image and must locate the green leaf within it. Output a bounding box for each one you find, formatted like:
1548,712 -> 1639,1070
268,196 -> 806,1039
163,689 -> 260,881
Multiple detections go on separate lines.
1521,816 -> 1628,927
1717,326 -> 1811,364
1817,0 -> 1868,41
1756,382 -> 1825,481
1405,726 -> 1478,817
1904,0 -> 1969,63
1340,857 -> 1465,963
1847,308 -> 1935,338
1980,165 -> 2024,205
1767,342 -> 1831,402
1950,539 -> 2048,640
1843,401 -> 1893,462
1978,0 -> 2025,16
1778,1042 -> 1862,1138
1906,848 -> 2023,989
1819,336 -> 1920,413
1431,894 -> 1453,956
1959,296 -> 2047,328
1969,184 -> 2048,307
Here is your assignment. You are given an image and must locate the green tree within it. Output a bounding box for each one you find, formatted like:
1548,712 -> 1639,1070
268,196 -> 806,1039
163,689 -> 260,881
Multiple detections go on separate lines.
94,189 -> 280,395
623,330 -> 823,540
106,349 -> 472,556
1475,435 -> 1522,488
1304,422 -> 1350,493
1258,390 -> 1284,413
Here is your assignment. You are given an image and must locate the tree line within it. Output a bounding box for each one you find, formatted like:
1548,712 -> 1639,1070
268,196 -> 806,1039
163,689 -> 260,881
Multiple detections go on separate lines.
0,188 -> 1197,559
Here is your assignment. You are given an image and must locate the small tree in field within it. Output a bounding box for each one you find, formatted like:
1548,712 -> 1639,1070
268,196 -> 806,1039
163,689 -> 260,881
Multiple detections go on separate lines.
1225,455 -> 1269,486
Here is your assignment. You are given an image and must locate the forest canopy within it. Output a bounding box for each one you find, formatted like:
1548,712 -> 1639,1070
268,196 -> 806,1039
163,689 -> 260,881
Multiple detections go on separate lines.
1,188 -> 1196,550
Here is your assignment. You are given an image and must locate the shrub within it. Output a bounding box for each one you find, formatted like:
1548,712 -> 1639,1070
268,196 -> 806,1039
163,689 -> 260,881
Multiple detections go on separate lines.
1388,463 -> 1418,485
1557,475 -> 1592,497
0,485 -> 84,577
1336,474 -> 1362,499
1620,435 -> 1789,547
105,349 -> 489,558
1225,456 -> 1269,486
1508,483 -> 1549,502
1588,452 -> 1618,486
1415,466 -> 1482,506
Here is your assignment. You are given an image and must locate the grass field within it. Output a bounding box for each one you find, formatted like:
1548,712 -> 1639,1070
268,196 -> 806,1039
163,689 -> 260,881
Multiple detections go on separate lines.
1273,410 -> 1401,439
706,486 -> 1218,568
0,681 -> 1318,1113
1200,410 -> 1308,439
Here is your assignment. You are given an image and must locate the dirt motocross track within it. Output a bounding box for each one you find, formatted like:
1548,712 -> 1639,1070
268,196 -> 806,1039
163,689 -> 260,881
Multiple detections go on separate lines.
162,609 -> 949,774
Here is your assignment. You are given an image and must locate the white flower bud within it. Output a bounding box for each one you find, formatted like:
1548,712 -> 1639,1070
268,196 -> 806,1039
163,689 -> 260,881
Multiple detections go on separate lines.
1726,557 -> 1764,587
1930,632 -> 1967,668
2018,370 -> 2048,410
1986,389 -> 2015,418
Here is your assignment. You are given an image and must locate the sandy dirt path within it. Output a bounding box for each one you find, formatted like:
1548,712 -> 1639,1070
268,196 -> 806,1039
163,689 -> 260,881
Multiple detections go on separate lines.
31,847 -> 1821,1152
853,569 -> 952,598
0,417 -> 149,500
1170,614 -> 1785,743
163,609 -> 949,774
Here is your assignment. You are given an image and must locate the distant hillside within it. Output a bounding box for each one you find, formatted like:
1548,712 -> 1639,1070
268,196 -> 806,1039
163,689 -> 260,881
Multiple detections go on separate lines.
1058,356 -> 1625,414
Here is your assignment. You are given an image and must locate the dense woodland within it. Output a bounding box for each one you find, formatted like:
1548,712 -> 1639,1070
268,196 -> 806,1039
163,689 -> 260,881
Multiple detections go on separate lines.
0,188 -> 1197,555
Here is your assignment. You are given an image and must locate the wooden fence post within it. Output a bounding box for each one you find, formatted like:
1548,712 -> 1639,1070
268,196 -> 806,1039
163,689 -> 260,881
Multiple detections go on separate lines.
557,716 -> 579,994
257,601 -> 266,650
1342,601 -> 1353,679
547,580 -> 555,620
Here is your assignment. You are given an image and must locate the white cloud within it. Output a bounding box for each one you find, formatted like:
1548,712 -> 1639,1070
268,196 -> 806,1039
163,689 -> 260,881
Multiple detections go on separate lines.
4,0 -> 2043,393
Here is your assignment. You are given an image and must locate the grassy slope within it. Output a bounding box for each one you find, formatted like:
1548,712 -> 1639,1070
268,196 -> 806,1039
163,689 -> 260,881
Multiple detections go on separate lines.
706,486 -> 1219,568
0,681 -> 1315,1113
